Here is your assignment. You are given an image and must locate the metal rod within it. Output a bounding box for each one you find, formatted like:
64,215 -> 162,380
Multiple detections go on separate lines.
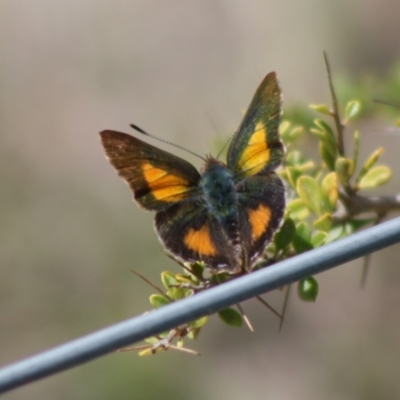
1,216 -> 400,394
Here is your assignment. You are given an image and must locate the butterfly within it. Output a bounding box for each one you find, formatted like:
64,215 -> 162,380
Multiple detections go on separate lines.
100,72 -> 285,274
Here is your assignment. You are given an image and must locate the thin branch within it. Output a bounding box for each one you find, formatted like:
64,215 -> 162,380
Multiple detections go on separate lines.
236,303 -> 254,332
360,214 -> 385,288
360,253 -> 372,289
324,51 -> 345,156
1,217 -> 400,394
130,269 -> 171,299
255,296 -> 283,322
373,99 -> 400,109
336,192 -> 400,221
279,285 -> 292,332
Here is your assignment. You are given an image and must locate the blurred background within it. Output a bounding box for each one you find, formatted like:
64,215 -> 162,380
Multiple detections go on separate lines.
1,1 -> 400,399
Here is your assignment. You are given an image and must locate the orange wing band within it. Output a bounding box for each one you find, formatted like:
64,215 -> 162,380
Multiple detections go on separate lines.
142,162 -> 192,202
247,204 -> 272,241
237,122 -> 270,176
183,224 -> 217,256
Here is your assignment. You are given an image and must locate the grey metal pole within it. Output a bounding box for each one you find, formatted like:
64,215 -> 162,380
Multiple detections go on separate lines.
0,216 -> 400,394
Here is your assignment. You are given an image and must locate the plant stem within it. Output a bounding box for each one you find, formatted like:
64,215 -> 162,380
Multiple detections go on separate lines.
324,51 -> 345,156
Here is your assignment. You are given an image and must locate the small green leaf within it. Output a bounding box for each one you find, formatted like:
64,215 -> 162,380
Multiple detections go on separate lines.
149,294 -> 170,308
286,150 -> 305,166
211,273 -> 230,285
344,100 -> 361,121
358,165 -> 392,189
335,157 -> 354,185
312,120 -> 338,169
310,103 -> 332,115
218,308 -> 243,327
281,123 -> 303,144
190,316 -> 208,329
161,271 -> 178,289
188,262 -> 205,281
298,277 -> 319,302
296,176 -> 322,215
326,225 -> 344,243
320,172 -> 338,213
356,147 -> 384,184
292,222 -> 313,253
279,120 -> 291,137
144,336 -> 159,344
297,160 -> 315,172
175,274 -> 194,284
311,231 -> 328,247
187,327 -> 200,340
314,119 -> 336,141
313,213 -> 332,232
310,128 -> 327,143
319,142 -> 336,171
295,222 -> 312,241
167,287 -> 186,300
138,348 -> 155,357
364,147 -> 384,169
158,331 -> 169,339
285,166 -> 302,188
287,199 -> 310,221
288,126 -> 304,141
311,128 -> 337,159
275,218 -> 296,250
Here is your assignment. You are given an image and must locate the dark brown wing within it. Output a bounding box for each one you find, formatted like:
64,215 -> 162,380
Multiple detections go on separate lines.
100,130 -> 201,210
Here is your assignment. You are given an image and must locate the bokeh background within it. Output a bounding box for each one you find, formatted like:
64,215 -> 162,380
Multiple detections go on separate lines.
1,1 -> 400,399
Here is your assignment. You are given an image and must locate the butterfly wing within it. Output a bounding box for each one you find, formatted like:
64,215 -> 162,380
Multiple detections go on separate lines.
226,72 -> 284,179
155,201 -> 241,271
100,130 -> 201,211
237,173 -> 285,267
226,72 -> 285,268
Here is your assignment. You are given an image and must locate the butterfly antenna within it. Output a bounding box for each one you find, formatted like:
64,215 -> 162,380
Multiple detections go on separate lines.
216,134 -> 233,160
130,124 -> 206,162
